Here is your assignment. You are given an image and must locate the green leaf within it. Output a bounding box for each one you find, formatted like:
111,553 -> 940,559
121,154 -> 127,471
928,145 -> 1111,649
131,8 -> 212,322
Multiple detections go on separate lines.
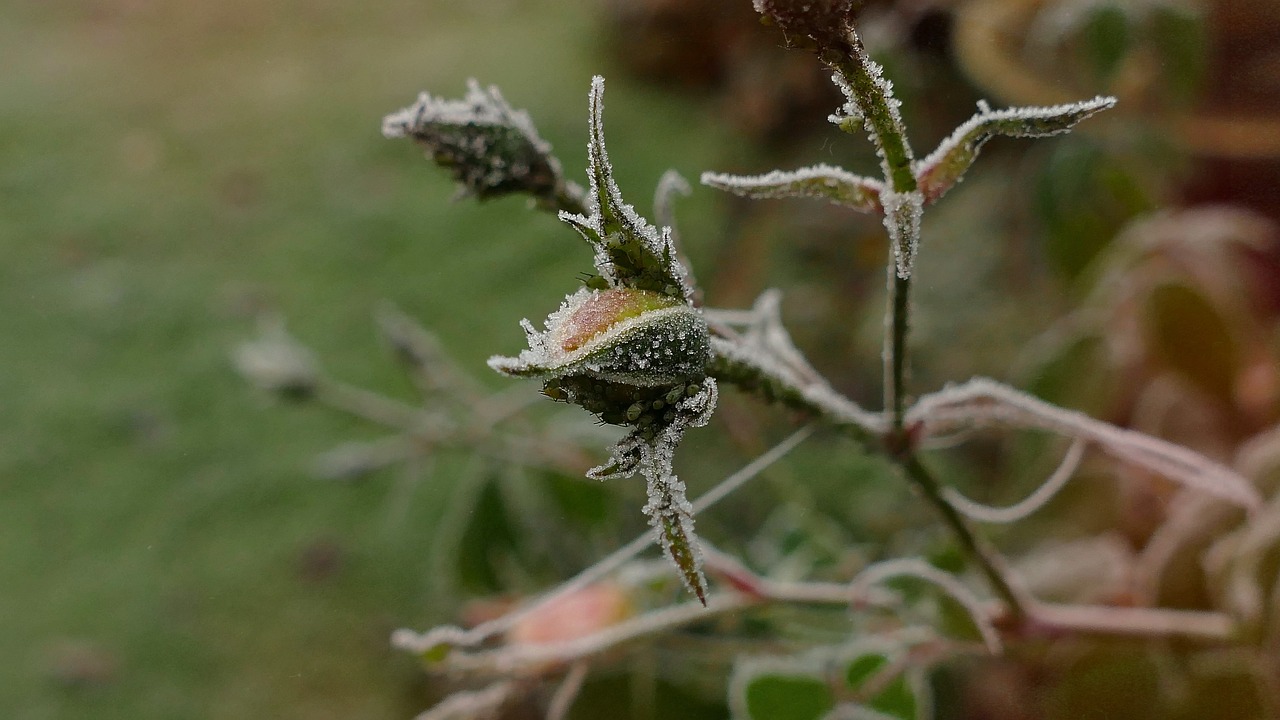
846,653 -> 890,689
742,674 -> 834,720
560,76 -> 690,298
456,475 -> 523,593
868,675 -> 919,720
915,96 -> 1115,205
1148,4 -> 1206,103
701,165 -> 884,213
1034,138 -> 1151,280
1143,282 -> 1239,402
1081,3 -> 1131,83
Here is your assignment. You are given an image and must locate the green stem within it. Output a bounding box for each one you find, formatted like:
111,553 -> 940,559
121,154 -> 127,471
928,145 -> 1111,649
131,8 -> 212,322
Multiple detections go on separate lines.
826,30 -> 918,432
730,24 -> 1031,622
900,454 -> 1030,622
887,266 -> 911,429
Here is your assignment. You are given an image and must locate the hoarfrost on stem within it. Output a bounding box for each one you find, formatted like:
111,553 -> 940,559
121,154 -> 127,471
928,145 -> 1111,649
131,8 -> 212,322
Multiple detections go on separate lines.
881,190 -> 924,280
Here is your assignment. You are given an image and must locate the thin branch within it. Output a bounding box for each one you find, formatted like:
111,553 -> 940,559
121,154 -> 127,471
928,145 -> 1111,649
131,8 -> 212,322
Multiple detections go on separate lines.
1026,602 -> 1236,643
394,428 -> 813,654
907,378 -> 1263,511
943,438 -> 1087,524
546,663 -> 589,720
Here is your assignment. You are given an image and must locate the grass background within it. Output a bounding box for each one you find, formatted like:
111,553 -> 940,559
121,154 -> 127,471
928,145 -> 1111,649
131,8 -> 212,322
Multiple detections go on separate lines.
0,1 -> 745,716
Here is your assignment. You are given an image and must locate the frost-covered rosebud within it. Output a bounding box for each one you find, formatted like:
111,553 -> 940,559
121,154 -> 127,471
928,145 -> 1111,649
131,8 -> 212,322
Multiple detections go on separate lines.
489,287 -> 709,402
485,77 -> 718,604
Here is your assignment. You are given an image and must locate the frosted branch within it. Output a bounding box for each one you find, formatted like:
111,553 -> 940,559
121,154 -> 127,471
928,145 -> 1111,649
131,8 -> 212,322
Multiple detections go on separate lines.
701,164 -> 884,213
943,439 -> 1087,524
412,682 -> 514,720
850,558 -> 1003,654
546,663 -> 588,720
906,378 -> 1262,511
914,96 -> 1116,204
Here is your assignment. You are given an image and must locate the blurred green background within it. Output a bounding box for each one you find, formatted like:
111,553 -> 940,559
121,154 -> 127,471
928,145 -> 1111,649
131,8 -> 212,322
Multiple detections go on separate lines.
5,0 -> 1279,718
0,1 -> 742,716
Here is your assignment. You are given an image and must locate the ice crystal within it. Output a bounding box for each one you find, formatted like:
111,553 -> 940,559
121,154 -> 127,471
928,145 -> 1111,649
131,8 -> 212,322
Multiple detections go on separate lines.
914,96 -> 1117,203
880,190 -> 923,279
701,164 -> 884,213
558,76 -> 693,300
382,80 -> 575,205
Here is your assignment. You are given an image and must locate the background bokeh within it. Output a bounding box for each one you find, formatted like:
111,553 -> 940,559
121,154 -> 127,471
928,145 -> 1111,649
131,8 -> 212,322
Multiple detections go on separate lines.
4,0 -> 1279,718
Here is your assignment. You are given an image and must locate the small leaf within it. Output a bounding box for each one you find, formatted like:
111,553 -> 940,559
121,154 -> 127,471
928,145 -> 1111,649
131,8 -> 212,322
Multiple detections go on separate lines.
840,647 -> 928,720
915,96 -> 1116,204
1143,281 -> 1239,403
382,80 -> 579,209
645,471 -> 707,605
1081,3 -> 1130,83
867,676 -> 918,720
845,653 -> 890,689
1148,3 -> 1206,103
741,674 -> 834,720
701,165 -> 884,213
559,77 -> 691,299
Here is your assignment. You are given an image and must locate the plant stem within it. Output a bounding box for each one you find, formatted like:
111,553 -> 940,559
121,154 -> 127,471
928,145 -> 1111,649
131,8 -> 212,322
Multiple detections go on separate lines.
826,30 -> 918,431
900,454 -> 1031,621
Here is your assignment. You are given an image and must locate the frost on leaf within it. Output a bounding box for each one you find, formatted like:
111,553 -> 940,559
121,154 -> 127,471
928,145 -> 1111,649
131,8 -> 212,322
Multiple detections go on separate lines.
558,76 -> 692,300
382,80 -> 581,208
589,380 -> 718,604
701,165 -> 884,213
881,190 -> 923,279
914,96 -> 1117,204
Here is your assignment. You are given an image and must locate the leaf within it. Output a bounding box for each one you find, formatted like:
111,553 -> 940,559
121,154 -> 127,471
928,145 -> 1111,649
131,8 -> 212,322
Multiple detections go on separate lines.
382,80 -> 577,208
456,476 -> 524,593
1033,138 -> 1151,280
559,76 -> 691,299
738,673 -> 834,720
845,653 -> 889,689
701,165 -> 884,213
1081,3 -> 1130,83
840,646 -> 929,720
1143,282 -> 1239,403
850,558 -> 1002,653
645,471 -> 708,605
1148,3 -> 1206,103
915,96 -> 1116,205
867,676 -> 919,720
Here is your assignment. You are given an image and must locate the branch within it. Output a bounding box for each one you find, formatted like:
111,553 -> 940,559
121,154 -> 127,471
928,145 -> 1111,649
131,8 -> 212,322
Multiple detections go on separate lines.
906,378 -> 1263,511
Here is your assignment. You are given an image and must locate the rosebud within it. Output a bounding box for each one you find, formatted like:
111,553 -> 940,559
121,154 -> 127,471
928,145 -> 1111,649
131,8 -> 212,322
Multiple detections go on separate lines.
486,77 -> 718,604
